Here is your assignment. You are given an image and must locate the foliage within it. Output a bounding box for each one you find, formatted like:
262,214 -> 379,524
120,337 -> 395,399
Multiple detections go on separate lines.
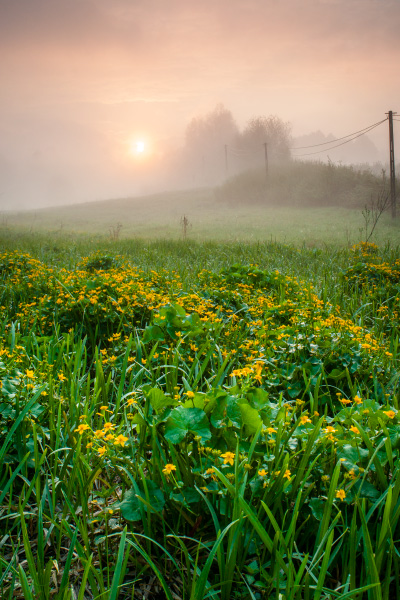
216,159 -> 388,208
236,114 -> 292,165
1,241 -> 400,599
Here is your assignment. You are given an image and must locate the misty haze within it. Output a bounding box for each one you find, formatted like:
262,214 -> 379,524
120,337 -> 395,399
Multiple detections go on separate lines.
1,2 -> 400,599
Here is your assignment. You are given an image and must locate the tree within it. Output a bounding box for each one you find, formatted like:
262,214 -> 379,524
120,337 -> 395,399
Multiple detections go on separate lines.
183,104 -> 239,184
235,115 -> 292,170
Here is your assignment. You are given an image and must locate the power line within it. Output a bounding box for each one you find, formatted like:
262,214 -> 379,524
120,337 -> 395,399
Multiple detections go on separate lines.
291,120 -> 387,157
290,118 -> 387,150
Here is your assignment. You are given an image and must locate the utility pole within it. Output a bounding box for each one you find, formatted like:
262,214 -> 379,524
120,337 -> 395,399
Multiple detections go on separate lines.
263,142 -> 268,179
224,144 -> 228,177
387,110 -> 397,218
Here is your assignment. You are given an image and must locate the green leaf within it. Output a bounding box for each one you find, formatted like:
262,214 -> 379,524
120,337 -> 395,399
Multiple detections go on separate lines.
147,387 -> 176,413
164,406 -> 211,444
170,487 -> 201,506
116,481 -> 165,521
309,498 -> 325,521
226,395 -> 242,428
239,403 -> 262,435
142,325 -> 165,343
353,479 -> 381,500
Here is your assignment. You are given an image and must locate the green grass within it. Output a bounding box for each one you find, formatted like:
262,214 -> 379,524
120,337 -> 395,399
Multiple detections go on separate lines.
1,184 -> 399,245
0,232 -> 400,599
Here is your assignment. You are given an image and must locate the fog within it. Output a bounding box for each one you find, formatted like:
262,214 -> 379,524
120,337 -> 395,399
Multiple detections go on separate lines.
0,0 -> 399,210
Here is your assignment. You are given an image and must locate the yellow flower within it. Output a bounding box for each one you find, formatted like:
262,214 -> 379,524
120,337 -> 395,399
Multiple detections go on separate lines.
75,423 -> 90,434
94,429 -> 106,439
267,427 -> 277,434
97,446 -> 107,457
127,398 -> 138,406
162,463 -> 176,475
114,434 -> 128,446
284,469 -> 291,479
335,489 -> 346,501
384,410 -> 396,419
221,451 -> 235,465
350,425 -> 359,434
324,426 -> 336,434
25,369 -> 34,379
300,415 -> 311,425
339,398 -> 351,405
353,395 -> 363,405
103,422 -> 114,431
58,373 -> 67,382
186,391 -> 195,398
258,469 -> 268,477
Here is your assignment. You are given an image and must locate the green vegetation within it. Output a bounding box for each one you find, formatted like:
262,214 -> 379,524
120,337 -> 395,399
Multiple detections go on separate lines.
1,161 -> 399,245
216,161 -> 389,208
1,231 -> 400,599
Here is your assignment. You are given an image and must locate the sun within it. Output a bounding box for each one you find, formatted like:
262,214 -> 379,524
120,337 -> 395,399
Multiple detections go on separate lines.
129,138 -> 147,157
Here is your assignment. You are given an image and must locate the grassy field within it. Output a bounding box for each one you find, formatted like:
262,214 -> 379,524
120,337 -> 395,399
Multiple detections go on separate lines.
2,186 -> 400,245
1,209 -> 400,598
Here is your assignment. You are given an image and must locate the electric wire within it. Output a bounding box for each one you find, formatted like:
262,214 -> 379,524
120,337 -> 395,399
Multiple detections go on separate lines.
290,118 -> 387,150
291,120 -> 386,157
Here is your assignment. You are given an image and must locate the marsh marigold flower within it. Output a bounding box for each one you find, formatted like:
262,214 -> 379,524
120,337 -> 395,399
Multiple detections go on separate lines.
97,446 -> 107,457
336,489 -> 346,501
162,463 -> 176,475
300,415 -> 311,425
221,451 -> 235,465
114,434 -> 128,446
384,410 -> 396,419
75,423 -> 90,434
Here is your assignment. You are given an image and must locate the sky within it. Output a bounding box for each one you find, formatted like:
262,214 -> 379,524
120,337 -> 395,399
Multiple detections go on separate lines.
1,0 -> 399,209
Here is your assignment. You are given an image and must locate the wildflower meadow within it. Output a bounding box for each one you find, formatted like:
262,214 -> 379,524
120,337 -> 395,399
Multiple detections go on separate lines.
1,236 -> 400,599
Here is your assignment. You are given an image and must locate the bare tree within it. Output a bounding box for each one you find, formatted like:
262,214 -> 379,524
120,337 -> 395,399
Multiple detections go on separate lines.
361,186 -> 390,243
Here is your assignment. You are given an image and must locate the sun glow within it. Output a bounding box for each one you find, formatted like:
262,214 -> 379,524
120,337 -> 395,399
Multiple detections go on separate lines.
128,137 -> 149,158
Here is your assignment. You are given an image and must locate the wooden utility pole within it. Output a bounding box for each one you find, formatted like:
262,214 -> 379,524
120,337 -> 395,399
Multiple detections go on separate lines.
388,110 -> 397,218
263,142 -> 269,179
